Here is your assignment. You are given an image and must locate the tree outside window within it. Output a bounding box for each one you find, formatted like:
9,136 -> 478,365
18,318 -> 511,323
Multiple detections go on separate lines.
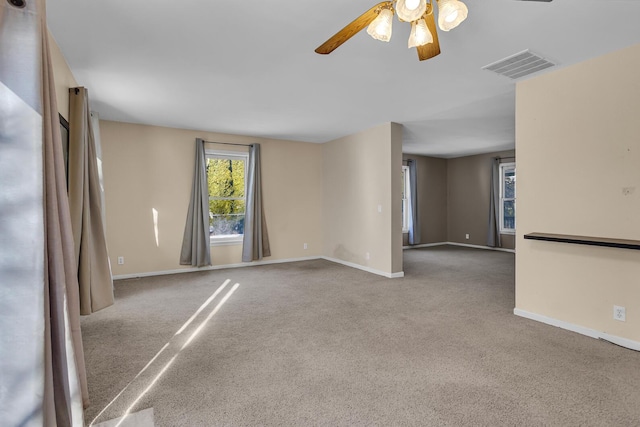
206,152 -> 247,240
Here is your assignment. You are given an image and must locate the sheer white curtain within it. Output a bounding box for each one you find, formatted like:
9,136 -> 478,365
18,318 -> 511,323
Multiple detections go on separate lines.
0,0 -> 88,424
0,1 -> 46,424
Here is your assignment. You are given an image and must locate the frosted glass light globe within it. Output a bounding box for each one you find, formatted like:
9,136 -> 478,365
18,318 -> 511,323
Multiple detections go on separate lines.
396,0 -> 427,22
366,9 -> 394,42
408,18 -> 433,48
437,0 -> 468,31
405,0 -> 421,10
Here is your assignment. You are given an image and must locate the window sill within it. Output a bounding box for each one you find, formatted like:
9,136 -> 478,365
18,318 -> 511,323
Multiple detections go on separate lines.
210,235 -> 243,246
500,230 -> 516,235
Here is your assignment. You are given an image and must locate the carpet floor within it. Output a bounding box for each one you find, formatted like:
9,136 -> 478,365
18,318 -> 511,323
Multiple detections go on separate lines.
81,246 -> 640,426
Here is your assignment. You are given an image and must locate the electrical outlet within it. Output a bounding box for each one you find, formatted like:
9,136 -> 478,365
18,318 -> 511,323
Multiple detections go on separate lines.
117,256 -> 124,265
303,243 -> 308,250
613,305 -> 626,322
365,252 -> 370,260
377,204 -> 382,213
465,234 -> 470,240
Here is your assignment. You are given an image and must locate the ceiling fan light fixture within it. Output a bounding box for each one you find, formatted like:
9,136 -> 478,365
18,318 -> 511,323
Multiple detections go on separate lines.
395,0 -> 427,22
408,18 -> 433,48
437,0 -> 468,31
366,8 -> 394,42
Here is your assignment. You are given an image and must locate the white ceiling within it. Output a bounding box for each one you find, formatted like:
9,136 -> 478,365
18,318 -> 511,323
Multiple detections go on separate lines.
47,0 -> 640,158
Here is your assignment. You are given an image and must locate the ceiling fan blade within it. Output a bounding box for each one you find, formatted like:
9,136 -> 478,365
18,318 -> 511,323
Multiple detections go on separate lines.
315,1 -> 393,55
416,7 -> 441,61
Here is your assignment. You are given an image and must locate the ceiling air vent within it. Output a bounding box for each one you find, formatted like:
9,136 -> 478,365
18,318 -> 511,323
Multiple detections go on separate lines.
482,50 -> 556,80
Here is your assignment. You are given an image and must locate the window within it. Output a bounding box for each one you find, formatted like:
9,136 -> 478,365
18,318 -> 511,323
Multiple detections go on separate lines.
59,114 -> 69,189
402,165 -> 410,232
206,151 -> 248,245
499,162 -> 516,234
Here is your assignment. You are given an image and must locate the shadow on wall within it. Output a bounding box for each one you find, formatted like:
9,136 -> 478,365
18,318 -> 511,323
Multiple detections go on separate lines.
333,244 -> 368,266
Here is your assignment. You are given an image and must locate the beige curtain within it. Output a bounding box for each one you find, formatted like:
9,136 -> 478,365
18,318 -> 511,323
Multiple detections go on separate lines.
42,14 -> 89,425
0,0 -> 89,424
68,87 -> 114,314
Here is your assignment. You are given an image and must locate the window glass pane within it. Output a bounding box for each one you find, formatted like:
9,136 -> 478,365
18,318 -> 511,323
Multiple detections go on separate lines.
207,155 -> 246,237
207,158 -> 245,198
503,200 -> 515,230
209,213 -> 245,236
503,168 -> 515,199
401,168 -> 406,199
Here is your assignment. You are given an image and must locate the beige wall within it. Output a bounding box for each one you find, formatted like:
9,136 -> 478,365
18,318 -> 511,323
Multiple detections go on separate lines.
447,150 -> 516,249
100,121 -> 323,276
516,43 -> 640,342
322,123 -> 403,275
49,31 -> 77,120
402,154 -> 448,245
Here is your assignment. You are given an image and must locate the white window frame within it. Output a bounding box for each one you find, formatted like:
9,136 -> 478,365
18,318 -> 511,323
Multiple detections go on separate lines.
205,150 -> 249,246
499,162 -> 516,235
402,165 -> 410,233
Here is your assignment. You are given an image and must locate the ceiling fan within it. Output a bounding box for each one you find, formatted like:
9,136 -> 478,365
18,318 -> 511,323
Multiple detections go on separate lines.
315,0 -> 553,61
315,0 -> 467,61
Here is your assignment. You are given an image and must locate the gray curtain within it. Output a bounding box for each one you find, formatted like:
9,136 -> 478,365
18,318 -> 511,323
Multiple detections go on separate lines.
180,138 -> 211,267
407,159 -> 420,245
242,144 -> 271,262
487,157 -> 502,248
69,87 -> 114,314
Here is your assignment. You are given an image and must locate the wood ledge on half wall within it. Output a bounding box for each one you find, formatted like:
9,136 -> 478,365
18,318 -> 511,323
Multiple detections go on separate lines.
523,232 -> 640,251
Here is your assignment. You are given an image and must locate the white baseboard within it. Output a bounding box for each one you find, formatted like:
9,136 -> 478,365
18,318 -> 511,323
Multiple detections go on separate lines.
403,241 -> 515,254
113,256 -> 320,280
403,242 -> 447,250
446,242 -> 515,254
514,308 -> 640,352
113,255 -> 404,281
321,256 -> 404,278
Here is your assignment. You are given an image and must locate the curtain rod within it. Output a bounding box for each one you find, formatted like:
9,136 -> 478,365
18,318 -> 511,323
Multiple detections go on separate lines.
202,140 -> 253,147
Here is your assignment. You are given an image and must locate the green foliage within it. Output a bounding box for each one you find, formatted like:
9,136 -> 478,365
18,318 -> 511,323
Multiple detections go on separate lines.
207,158 -> 246,217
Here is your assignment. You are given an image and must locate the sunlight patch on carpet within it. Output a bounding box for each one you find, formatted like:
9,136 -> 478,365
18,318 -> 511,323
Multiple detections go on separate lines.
93,408 -> 154,427
89,280 -> 239,426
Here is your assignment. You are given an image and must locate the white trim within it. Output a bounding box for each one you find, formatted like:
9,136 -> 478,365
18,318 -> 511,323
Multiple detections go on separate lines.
206,150 -> 248,241
514,308 -> 640,352
403,242 -> 447,250
404,241 -> 515,254
446,242 -> 516,254
321,256 -> 404,278
113,256 -> 320,280
113,255 -> 404,281
446,242 -> 515,254
210,235 -> 243,246
499,162 -> 516,234
204,150 -> 249,161
600,333 -> 640,352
